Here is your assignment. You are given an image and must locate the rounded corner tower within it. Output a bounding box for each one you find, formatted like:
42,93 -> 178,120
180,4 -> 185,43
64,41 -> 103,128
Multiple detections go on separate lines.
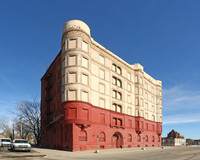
62,20 -> 91,36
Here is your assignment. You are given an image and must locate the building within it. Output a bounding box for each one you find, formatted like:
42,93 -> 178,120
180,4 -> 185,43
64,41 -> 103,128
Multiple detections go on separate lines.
162,130 -> 186,146
0,133 -> 5,138
41,20 -> 162,151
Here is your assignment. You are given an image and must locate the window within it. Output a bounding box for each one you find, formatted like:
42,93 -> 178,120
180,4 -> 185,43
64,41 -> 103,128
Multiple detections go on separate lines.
135,98 -> 139,106
112,103 -> 122,113
145,135 -> 148,142
79,130 -> 87,141
99,83 -> 105,94
127,83 -> 131,92
139,98 -> 143,106
81,74 -> 88,85
152,105 -> 155,112
68,73 -> 76,83
145,123 -> 148,130
68,55 -> 76,66
100,114 -> 105,124
99,99 -> 105,108
128,134 -> 132,142
112,63 -> 122,75
127,72 -> 131,80
152,136 -> 155,142
152,115 -> 155,121
145,113 -> 148,119
145,103 -> 148,110
112,76 -> 122,88
99,55 -> 105,65
127,95 -> 131,103
127,107 -> 132,115
135,75 -> 138,83
68,39 -> 77,49
81,91 -> 88,102
99,69 -> 105,79
137,135 -> 141,142
152,96 -> 154,103
140,88 -> 143,95
152,125 -> 155,131
135,86 -> 139,94
82,57 -> 88,68
99,132 -> 105,142
82,41 -> 88,52
67,90 -> 76,100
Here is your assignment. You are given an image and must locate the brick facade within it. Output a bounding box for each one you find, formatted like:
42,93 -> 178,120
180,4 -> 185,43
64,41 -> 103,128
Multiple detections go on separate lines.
41,20 -> 162,151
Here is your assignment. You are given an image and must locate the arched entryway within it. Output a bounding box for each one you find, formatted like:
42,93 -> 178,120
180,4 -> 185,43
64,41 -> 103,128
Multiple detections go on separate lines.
112,132 -> 123,148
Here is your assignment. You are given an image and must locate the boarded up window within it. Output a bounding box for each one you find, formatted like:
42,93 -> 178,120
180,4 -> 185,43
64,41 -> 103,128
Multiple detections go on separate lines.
127,84 -> 131,92
128,134 -> 132,142
82,108 -> 88,120
68,73 -> 76,83
127,95 -> 131,103
81,74 -> 88,85
69,39 -> 77,49
68,55 -> 76,66
127,72 -> 131,80
100,114 -> 105,124
69,108 -> 76,119
128,119 -> 132,128
127,107 -> 132,115
81,91 -> 88,102
82,41 -> 88,52
99,69 -> 105,79
137,135 -> 141,142
135,87 -> 139,94
99,132 -> 105,142
68,90 -> 76,100
79,130 -> 87,141
99,55 -> 104,65
135,75 -> 138,83
135,98 -> 139,106
99,83 -> 105,93
99,99 -> 105,108
82,57 -> 88,68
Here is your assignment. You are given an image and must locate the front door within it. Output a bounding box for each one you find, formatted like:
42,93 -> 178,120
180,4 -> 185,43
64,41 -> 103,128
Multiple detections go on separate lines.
112,134 -> 120,148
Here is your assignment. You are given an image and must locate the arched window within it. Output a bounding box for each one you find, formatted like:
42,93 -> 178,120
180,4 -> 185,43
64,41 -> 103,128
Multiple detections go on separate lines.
99,132 -> 105,142
158,136 -> 160,142
152,136 -> 155,142
79,130 -> 87,141
137,135 -> 141,142
128,134 -> 132,142
145,135 -> 148,142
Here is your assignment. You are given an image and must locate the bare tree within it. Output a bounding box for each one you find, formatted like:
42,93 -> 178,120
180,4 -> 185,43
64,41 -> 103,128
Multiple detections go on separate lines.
16,99 -> 41,145
0,118 -> 13,139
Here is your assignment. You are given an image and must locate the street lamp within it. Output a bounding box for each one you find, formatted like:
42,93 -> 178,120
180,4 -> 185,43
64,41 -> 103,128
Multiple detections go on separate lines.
95,135 -> 99,153
142,137 -> 145,150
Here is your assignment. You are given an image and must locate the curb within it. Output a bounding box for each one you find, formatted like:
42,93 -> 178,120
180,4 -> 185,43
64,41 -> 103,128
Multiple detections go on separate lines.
1,154 -> 46,158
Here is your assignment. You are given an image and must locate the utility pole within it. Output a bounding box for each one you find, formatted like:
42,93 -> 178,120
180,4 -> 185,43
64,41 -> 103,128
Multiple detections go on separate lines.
20,110 -> 22,138
12,122 -> 14,140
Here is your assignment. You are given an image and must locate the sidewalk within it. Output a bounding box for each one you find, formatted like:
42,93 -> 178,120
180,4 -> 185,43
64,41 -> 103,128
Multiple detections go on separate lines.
0,148 -> 46,159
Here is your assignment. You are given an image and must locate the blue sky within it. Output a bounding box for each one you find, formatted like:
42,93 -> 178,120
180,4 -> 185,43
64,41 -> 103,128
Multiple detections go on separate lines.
0,0 -> 200,139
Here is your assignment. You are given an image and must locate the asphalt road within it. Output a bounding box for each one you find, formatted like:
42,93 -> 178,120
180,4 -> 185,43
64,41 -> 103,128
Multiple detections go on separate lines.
0,146 -> 200,160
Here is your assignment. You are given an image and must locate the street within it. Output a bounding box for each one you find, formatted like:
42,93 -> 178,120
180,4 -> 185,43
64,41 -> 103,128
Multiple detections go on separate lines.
0,146 -> 200,160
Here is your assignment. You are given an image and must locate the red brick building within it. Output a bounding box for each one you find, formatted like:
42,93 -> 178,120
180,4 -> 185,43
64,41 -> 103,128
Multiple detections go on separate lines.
41,20 -> 162,151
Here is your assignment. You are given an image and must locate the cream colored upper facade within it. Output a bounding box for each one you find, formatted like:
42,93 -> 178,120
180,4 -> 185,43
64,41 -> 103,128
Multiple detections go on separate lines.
60,20 -> 162,123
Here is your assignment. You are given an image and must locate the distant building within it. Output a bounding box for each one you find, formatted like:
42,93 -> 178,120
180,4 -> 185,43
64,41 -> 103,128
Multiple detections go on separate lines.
41,20 -> 162,151
0,133 -> 5,138
162,130 -> 186,146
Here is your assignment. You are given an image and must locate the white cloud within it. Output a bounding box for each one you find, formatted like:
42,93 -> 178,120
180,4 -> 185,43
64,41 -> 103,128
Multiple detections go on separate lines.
163,113 -> 200,125
162,85 -> 200,111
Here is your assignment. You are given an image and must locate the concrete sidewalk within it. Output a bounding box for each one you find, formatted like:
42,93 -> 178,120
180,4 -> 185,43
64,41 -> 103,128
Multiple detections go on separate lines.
0,148 -> 46,159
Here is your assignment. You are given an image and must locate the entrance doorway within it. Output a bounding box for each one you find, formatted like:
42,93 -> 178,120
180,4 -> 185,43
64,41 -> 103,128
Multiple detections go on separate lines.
112,133 -> 122,148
